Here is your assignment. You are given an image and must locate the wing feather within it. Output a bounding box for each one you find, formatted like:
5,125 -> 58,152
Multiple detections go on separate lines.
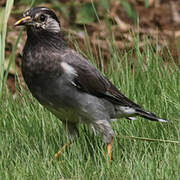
61,49 -> 141,108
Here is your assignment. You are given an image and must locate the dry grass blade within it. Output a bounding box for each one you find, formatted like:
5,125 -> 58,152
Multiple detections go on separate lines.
119,135 -> 180,144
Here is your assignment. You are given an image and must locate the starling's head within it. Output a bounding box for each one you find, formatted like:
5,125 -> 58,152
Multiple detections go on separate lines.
15,7 -> 61,33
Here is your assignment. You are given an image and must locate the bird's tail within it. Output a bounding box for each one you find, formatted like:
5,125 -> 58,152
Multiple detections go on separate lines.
136,109 -> 168,122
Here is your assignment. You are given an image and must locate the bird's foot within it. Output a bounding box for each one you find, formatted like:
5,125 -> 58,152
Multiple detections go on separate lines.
107,139 -> 113,163
55,141 -> 72,159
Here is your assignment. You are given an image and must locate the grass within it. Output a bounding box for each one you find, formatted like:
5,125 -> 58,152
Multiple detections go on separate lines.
1,1 -> 180,179
1,37 -> 180,179
0,0 -> 14,100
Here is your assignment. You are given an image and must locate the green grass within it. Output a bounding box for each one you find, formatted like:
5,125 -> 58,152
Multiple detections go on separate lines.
0,0 -> 14,100
0,35 -> 180,179
1,0 -> 180,179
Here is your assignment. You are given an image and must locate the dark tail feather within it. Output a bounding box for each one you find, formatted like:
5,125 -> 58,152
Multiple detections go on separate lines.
136,109 -> 168,122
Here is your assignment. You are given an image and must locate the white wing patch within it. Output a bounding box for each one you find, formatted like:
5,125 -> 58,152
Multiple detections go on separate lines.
61,62 -> 77,76
61,62 -> 77,86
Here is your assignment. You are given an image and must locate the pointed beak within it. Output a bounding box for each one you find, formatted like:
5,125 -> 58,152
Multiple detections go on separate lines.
14,16 -> 32,26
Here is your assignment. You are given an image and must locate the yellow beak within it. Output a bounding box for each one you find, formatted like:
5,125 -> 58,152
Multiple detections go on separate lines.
14,16 -> 32,26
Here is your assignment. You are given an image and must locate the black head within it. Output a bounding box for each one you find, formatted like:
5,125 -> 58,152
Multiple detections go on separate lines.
15,7 -> 61,33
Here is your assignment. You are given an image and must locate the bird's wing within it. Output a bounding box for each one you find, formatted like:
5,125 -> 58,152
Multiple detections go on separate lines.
61,49 -> 141,108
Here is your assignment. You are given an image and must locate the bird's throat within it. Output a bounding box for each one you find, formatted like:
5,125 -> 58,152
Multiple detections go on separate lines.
26,27 -> 68,50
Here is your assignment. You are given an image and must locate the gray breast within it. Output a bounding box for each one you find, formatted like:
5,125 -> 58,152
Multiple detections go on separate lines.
32,74 -> 115,124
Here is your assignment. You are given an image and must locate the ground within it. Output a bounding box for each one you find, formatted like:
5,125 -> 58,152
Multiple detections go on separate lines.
0,1 -> 180,179
3,0 -> 180,94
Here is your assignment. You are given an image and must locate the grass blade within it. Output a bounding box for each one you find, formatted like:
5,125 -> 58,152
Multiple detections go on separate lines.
0,0 -> 14,101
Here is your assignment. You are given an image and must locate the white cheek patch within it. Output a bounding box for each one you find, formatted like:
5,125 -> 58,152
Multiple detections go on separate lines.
45,17 -> 61,33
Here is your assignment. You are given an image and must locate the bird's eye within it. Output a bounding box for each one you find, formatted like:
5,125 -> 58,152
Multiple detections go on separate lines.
39,14 -> 46,22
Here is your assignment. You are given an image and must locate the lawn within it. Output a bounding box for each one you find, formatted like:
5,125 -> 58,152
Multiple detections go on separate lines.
1,40 -> 180,179
0,0 -> 180,179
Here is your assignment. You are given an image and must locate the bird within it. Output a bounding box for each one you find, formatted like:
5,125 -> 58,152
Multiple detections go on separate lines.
15,7 -> 168,161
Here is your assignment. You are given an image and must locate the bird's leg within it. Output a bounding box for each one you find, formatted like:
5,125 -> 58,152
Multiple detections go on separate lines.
55,141 -> 72,159
92,120 -> 114,162
55,122 -> 78,159
107,138 -> 113,162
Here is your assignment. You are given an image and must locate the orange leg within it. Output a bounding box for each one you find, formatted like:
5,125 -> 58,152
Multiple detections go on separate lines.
55,141 -> 72,159
107,139 -> 113,162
